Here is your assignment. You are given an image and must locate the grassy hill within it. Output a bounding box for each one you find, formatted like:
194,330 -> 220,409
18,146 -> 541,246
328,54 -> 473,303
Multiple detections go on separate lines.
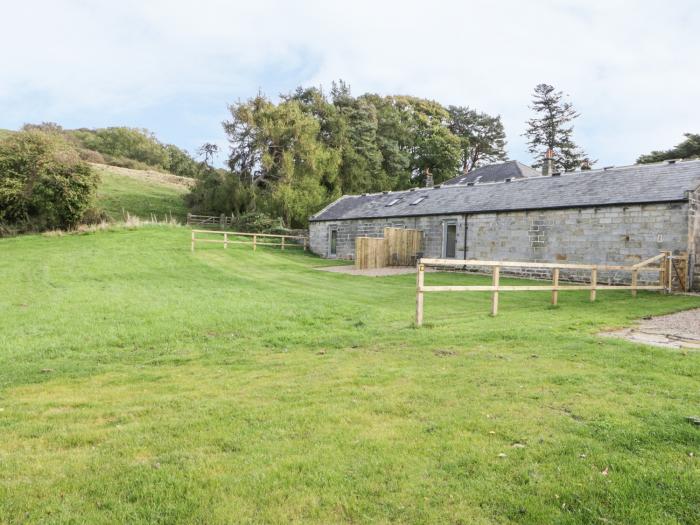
1,226 -> 699,524
92,163 -> 192,222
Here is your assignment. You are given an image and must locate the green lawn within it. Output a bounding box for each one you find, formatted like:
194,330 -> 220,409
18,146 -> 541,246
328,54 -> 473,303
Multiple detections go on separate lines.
1,227 -> 699,524
94,165 -> 189,221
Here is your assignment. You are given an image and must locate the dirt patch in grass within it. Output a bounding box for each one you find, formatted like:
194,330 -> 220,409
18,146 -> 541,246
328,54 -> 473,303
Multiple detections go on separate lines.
601,308 -> 700,349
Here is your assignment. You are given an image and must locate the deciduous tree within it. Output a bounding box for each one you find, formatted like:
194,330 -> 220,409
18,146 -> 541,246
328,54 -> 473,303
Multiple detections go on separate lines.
448,106 -> 507,172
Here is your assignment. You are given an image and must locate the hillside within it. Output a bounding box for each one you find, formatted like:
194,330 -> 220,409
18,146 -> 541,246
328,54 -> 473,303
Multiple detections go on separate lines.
93,163 -> 192,221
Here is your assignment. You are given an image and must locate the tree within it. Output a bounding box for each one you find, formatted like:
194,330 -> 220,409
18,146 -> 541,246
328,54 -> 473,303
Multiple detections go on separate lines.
637,133 -> 700,163
223,95 -> 341,227
390,96 -> 461,186
448,106 -> 507,171
197,143 -> 219,166
524,84 -> 591,171
0,130 -> 98,231
207,82 -> 494,227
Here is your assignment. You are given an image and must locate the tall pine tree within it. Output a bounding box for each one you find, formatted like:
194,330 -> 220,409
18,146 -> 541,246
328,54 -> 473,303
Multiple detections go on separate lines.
524,84 -> 592,171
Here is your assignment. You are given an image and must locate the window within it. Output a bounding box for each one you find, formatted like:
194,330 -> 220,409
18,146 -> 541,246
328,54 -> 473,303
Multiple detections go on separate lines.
410,197 -> 426,205
443,222 -> 457,258
330,229 -> 338,256
386,198 -> 400,206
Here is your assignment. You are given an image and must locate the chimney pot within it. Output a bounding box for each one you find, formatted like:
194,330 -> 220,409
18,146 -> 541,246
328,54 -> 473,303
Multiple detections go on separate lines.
542,148 -> 554,176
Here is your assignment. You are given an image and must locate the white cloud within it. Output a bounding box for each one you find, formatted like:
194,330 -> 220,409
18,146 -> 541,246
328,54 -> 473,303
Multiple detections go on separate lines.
1,0 -> 699,164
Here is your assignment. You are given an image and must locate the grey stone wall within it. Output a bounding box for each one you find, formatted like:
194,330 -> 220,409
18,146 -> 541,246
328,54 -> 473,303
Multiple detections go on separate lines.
309,201 -> 697,289
309,214 -> 467,260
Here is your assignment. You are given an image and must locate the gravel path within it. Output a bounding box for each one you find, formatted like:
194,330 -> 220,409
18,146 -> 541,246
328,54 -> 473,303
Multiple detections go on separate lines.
315,265 -> 423,277
601,308 -> 700,349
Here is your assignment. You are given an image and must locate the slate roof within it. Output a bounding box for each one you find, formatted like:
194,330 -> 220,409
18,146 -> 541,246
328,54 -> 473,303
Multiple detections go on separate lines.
443,160 -> 540,185
310,159 -> 700,222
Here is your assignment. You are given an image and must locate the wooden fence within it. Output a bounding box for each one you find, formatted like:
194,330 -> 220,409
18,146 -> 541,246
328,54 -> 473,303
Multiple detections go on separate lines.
355,237 -> 387,270
190,230 -> 308,252
355,227 -> 423,269
415,252 -> 685,325
187,213 -> 234,228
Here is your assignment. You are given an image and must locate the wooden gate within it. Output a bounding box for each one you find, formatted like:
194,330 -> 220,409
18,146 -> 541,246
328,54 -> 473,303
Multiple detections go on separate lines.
355,227 -> 423,269
671,251 -> 689,291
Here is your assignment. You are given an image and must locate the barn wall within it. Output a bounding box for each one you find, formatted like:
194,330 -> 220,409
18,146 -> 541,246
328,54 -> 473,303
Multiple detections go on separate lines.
309,214 -> 466,260
466,202 -> 689,285
309,201 -> 696,288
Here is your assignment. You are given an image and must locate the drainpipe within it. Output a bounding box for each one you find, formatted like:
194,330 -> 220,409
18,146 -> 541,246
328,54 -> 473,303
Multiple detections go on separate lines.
463,214 -> 468,260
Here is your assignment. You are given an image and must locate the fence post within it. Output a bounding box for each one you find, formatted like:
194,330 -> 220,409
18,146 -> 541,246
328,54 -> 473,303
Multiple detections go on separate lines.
281,237 -> 285,251
187,213 -> 191,226
191,230 -> 195,252
224,232 -> 228,249
303,237 -> 307,251
677,251 -> 688,291
590,268 -> 597,302
665,251 -> 673,292
416,263 -> 425,326
491,266 -> 500,316
253,235 -> 257,252
631,269 -> 638,297
551,268 -> 559,305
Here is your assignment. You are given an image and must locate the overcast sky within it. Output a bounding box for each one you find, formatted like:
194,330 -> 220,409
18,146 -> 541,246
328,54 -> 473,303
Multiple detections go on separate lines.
1,0 -> 698,167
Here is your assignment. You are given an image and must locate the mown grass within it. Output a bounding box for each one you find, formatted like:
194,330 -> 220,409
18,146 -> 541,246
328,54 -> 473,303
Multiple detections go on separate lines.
94,165 -> 188,221
0,227 -> 699,524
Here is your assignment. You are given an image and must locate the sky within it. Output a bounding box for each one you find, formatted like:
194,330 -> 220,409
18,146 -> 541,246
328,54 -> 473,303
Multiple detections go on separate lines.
1,0 -> 698,168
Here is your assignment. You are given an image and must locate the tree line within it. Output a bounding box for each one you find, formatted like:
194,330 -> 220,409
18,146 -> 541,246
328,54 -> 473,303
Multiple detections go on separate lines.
186,81 -> 512,227
3,81 -> 698,234
21,123 -> 206,178
188,82 -> 602,228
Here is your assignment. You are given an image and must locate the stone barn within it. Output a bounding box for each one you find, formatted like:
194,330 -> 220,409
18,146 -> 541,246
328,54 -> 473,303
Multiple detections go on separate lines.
308,160 -> 700,290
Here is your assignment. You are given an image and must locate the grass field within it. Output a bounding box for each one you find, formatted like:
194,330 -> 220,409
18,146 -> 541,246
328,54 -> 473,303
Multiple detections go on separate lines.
93,164 -> 189,222
1,226 -> 699,524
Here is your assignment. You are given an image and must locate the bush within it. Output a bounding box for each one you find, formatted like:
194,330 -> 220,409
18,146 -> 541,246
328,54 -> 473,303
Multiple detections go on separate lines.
0,131 -> 99,231
77,148 -> 106,164
78,127 -> 170,168
184,168 -> 253,216
232,212 -> 284,233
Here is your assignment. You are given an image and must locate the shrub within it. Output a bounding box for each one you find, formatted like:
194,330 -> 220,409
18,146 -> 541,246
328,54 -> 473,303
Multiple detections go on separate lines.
232,212 -> 284,233
78,127 -> 169,168
0,131 -> 99,231
77,148 -> 106,164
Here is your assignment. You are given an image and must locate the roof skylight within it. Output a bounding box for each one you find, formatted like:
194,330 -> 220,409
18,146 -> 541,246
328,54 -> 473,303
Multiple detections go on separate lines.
410,197 -> 427,205
386,198 -> 400,206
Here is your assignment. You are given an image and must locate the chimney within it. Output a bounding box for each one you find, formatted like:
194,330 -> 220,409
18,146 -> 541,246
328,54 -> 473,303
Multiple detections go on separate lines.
424,167 -> 434,188
542,148 -> 554,176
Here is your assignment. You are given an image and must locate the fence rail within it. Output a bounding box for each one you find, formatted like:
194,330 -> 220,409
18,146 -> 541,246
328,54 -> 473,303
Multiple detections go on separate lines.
190,230 -> 308,252
187,213 -> 234,228
415,251 -> 684,325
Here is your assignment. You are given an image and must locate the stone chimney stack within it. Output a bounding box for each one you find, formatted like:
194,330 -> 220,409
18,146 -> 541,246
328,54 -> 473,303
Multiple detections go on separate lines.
542,148 -> 554,176
424,168 -> 434,188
